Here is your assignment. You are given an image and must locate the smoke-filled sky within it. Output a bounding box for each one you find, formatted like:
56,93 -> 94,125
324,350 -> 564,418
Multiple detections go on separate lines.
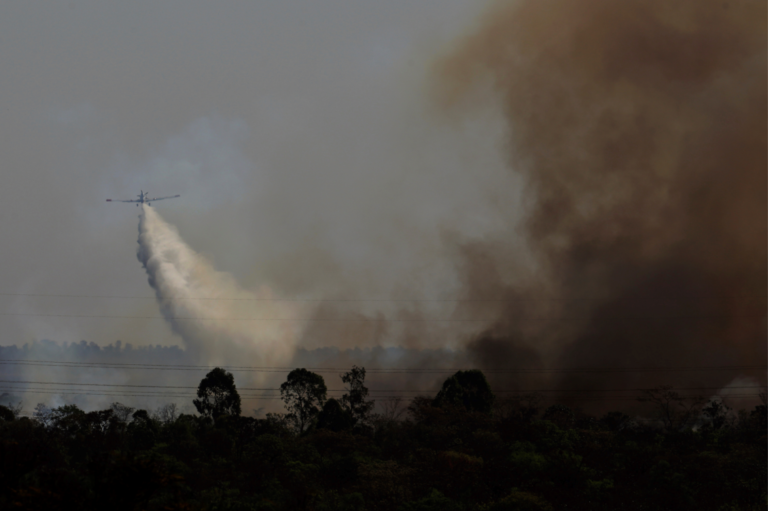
436,0 -> 766,401
0,0 -> 765,412
0,0 -> 516,350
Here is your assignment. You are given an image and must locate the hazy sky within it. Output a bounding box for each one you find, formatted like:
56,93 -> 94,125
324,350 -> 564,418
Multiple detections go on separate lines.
0,0 -> 520,349
2,1 -> 763,414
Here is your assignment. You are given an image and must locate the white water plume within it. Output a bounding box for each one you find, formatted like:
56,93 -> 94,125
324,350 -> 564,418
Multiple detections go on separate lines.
137,205 -> 302,367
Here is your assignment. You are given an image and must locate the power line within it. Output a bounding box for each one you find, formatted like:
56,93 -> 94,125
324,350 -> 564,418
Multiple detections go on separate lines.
0,380 -> 761,393
3,292 -> 763,303
1,312 -> 763,322
3,388 -> 760,402
1,387 -> 424,400
1,359 -> 765,374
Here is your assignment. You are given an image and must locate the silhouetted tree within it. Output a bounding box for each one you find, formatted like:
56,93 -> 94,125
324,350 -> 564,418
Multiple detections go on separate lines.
317,398 -> 355,432
600,410 -> 631,431
44,404 -> 87,435
110,402 -> 136,423
0,405 -> 14,422
280,368 -> 327,433
379,397 -> 407,422
638,385 -> 704,431
340,365 -> 375,426
542,404 -> 575,429
751,391 -> 768,431
0,400 -> 21,420
32,403 -> 53,427
701,398 -> 731,430
496,393 -> 542,423
153,403 -> 179,423
433,369 -> 495,414
131,409 -> 152,424
749,403 -> 767,431
193,367 -> 241,420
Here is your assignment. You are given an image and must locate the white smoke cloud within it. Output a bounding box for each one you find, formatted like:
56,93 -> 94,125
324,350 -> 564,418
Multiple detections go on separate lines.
715,376 -> 764,402
136,204 -> 303,368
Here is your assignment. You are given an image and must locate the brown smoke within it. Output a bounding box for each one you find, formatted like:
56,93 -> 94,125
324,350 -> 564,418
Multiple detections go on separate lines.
435,0 -> 766,406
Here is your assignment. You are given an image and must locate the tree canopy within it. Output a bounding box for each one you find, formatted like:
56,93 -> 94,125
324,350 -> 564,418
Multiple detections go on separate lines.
316,398 -> 355,432
340,365 -> 375,426
433,369 -> 495,414
2,367 -> 765,510
193,367 -> 241,420
280,368 -> 327,433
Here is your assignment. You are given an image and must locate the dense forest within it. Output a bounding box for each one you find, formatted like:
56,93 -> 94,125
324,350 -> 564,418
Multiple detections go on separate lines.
1,367 -> 765,511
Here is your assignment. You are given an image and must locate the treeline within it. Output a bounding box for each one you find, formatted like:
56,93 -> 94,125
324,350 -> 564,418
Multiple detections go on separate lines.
0,341 -> 457,366
0,367 -> 765,510
0,339 -> 188,359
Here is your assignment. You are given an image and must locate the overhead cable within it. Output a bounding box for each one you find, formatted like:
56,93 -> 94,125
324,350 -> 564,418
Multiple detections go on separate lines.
1,359 -> 765,374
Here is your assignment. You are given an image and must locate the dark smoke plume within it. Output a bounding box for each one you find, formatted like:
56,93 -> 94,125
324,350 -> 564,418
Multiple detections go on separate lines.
435,0 -> 766,406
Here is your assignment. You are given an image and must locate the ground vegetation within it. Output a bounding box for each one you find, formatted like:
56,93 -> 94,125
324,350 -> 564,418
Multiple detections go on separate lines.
0,369 -> 765,510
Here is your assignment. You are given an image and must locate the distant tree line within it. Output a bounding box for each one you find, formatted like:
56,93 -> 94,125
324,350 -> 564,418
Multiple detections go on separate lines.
0,367 -> 765,510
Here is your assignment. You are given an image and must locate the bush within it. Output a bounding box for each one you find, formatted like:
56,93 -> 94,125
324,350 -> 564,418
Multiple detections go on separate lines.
399,489 -> 463,511
317,398 -> 355,432
433,370 -> 495,414
479,490 -> 553,511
